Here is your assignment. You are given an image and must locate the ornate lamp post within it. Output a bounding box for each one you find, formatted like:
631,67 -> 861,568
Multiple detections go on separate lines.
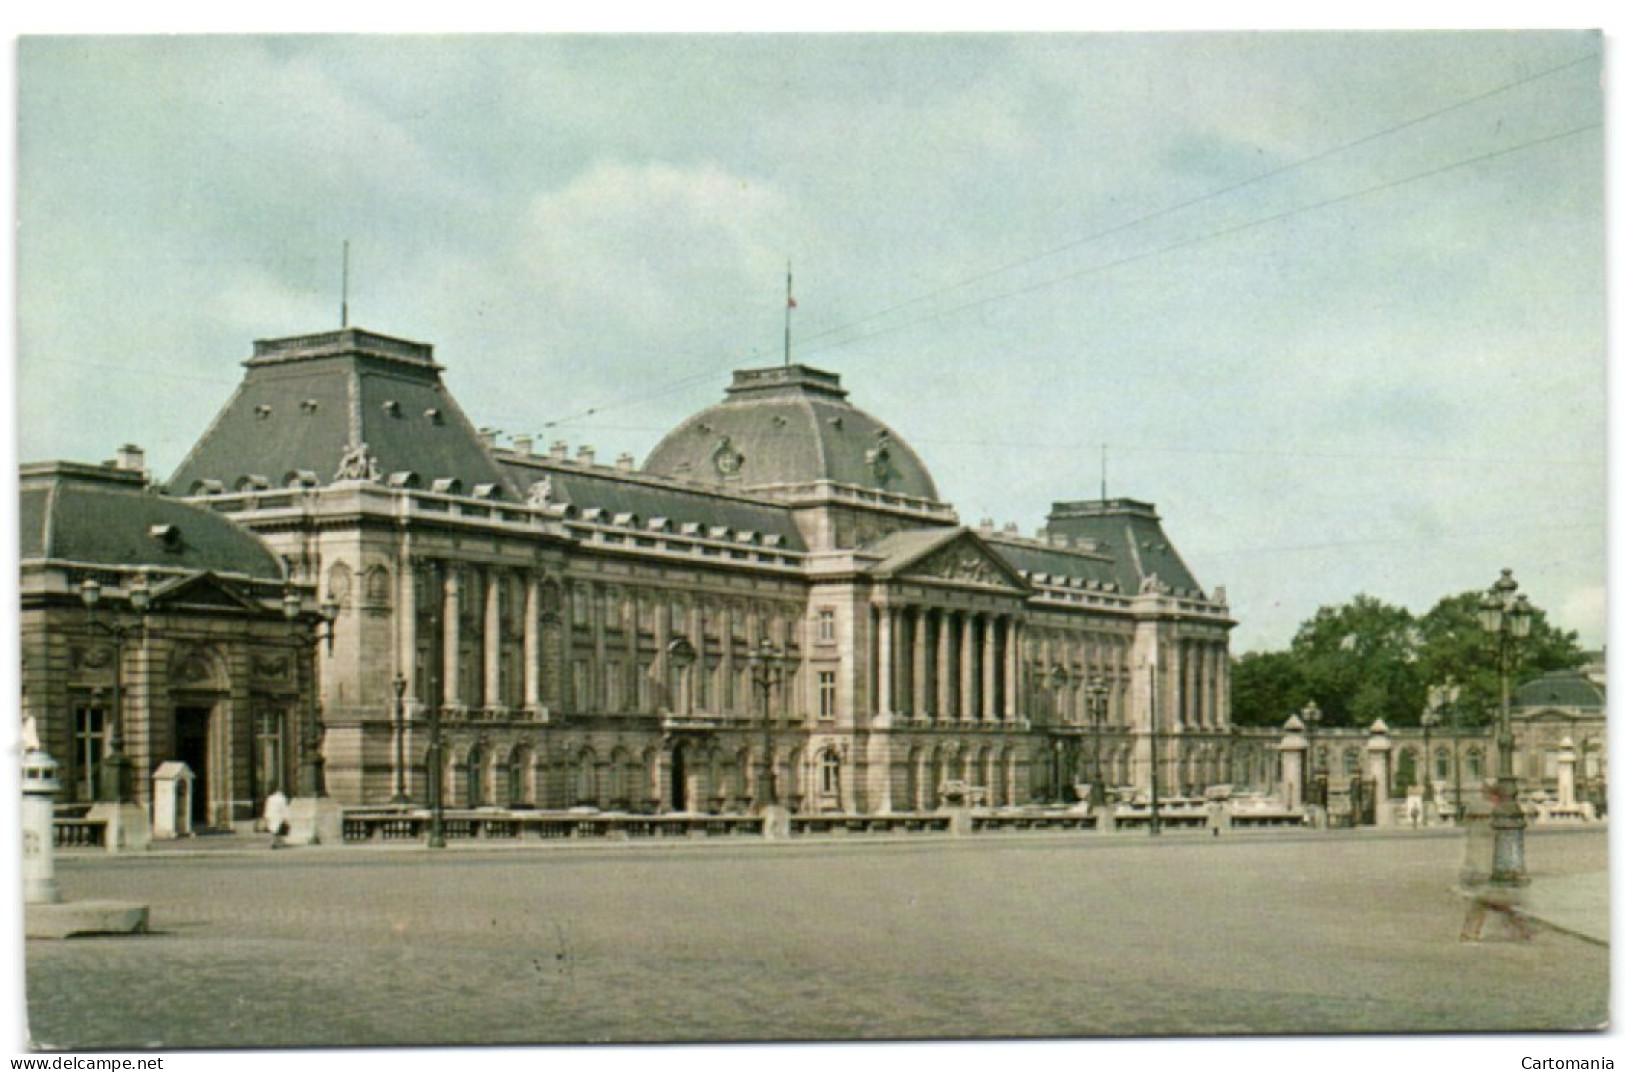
1479,568 -> 1533,887
748,639 -> 785,809
1086,675 -> 1110,808
79,574 -> 152,803
391,674 -> 409,804
1419,705 -> 1440,821
1300,700 -> 1322,810
280,589 -> 338,798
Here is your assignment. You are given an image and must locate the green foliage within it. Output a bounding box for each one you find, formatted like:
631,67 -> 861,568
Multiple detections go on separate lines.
1231,586 -> 1586,731
1230,651 -> 1309,726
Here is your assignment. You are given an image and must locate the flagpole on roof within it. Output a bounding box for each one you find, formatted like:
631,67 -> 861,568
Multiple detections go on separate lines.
784,261 -> 795,367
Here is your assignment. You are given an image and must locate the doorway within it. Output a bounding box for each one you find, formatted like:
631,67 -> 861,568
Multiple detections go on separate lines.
670,744 -> 687,812
174,705 -> 212,828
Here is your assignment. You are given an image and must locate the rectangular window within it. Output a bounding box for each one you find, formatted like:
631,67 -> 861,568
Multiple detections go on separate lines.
817,608 -> 836,643
572,660 -> 590,710
73,705 -> 107,800
818,671 -> 838,721
636,662 -> 652,711
254,710 -> 285,799
605,663 -> 624,712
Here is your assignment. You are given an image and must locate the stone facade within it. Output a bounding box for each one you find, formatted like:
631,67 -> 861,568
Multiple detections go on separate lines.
19,461 -> 320,829
159,327 -> 1237,814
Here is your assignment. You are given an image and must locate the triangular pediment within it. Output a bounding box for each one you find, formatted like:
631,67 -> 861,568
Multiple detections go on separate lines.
866,528 -> 1029,592
148,571 -> 268,614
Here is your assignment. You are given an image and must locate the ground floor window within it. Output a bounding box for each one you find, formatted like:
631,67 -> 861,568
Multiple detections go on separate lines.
253,709 -> 286,799
819,750 -> 841,796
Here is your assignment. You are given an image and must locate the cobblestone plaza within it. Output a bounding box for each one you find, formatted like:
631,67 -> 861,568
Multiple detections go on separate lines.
25,827 -> 1607,1048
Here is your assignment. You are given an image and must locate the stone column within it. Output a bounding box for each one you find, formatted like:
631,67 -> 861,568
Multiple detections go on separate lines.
959,614 -> 978,722
981,615 -> 997,722
1003,618 -> 1019,722
441,565 -> 461,708
398,554 -> 417,702
720,603 -> 736,715
876,604 -> 894,720
591,585 -> 608,712
483,567 -> 503,709
937,610 -> 954,721
522,572 -> 541,710
913,607 -> 930,720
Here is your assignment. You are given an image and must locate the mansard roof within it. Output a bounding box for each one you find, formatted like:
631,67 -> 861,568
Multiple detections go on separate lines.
642,364 -> 939,501
1042,498 -> 1206,596
496,454 -> 808,551
20,461 -> 284,581
167,328 -> 515,498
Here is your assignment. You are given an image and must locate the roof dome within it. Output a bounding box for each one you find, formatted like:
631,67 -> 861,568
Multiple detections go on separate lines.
642,365 -> 939,500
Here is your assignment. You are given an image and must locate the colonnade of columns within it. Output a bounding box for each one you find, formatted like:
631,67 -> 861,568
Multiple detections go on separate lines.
400,558 -> 801,720
1172,639 -> 1228,730
873,605 -> 1023,722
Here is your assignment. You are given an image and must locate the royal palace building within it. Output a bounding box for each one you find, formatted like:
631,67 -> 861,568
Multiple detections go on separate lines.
41,326 -> 1238,823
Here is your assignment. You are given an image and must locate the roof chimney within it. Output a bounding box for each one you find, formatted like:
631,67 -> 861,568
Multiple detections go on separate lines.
577,445 -> 596,466
616,452 -> 636,472
551,440 -> 570,460
115,444 -> 145,472
512,435 -> 534,456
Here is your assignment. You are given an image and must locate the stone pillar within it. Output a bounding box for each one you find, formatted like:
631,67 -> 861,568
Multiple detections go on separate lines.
876,604 -> 894,720
981,615 -> 997,722
1557,736 -> 1577,808
483,568 -> 503,708
1367,719 -> 1393,827
720,603 -> 736,715
522,572 -> 541,710
937,610 -> 954,721
1003,619 -> 1019,722
441,565 -> 461,708
398,554 -> 417,703
591,586 -> 608,712
1279,717 -> 1307,810
910,607 -> 927,720
960,614 -> 977,722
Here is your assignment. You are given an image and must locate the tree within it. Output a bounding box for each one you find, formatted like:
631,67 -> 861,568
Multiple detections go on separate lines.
1287,594 -> 1425,728
1230,651 -> 1310,727
1415,590 -> 1586,729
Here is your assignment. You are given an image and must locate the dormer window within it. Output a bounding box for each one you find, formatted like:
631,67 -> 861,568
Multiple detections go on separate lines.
254,404 -> 272,420
424,408 -> 444,425
148,523 -> 182,552
382,400 -> 402,417
301,399 -> 319,415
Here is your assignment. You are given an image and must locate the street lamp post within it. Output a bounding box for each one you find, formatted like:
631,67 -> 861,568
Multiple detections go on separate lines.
1086,675 -> 1110,808
1147,657 -> 1162,837
1420,706 -> 1439,823
79,574 -> 151,803
749,639 -> 785,810
280,590 -> 338,799
391,674 -> 409,804
1300,700 -> 1322,811
1479,568 -> 1534,888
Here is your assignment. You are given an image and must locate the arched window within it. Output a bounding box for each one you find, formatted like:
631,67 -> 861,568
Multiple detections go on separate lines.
1434,747 -> 1451,781
508,746 -> 531,807
466,745 -> 485,808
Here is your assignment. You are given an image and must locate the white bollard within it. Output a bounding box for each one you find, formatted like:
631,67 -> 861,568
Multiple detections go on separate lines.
23,749 -> 63,905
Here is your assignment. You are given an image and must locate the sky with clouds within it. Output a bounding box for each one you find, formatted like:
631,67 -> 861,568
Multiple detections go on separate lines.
14,31 -> 1606,653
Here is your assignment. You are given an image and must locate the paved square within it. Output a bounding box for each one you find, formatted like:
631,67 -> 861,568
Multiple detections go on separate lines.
25,827 -> 1607,1048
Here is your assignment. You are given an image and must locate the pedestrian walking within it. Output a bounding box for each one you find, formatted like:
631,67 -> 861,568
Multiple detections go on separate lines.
265,786 -> 290,849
